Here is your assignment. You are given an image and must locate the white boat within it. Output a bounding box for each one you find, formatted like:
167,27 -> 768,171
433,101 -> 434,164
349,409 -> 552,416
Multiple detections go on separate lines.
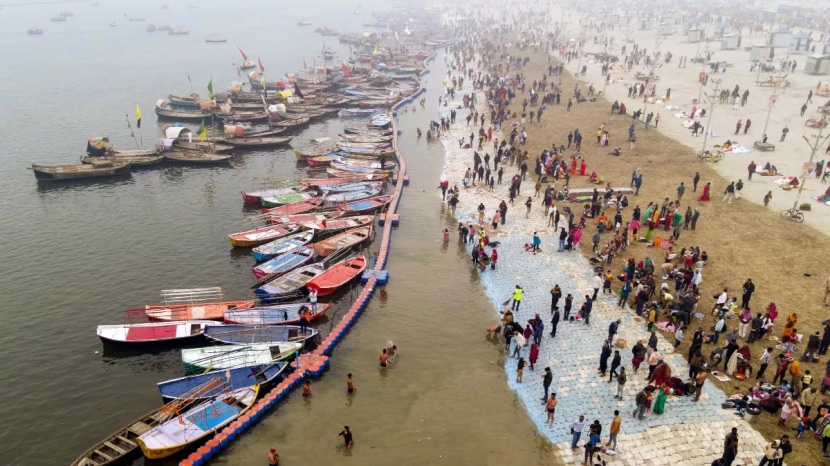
97,320 -> 217,344
181,342 -> 303,372
136,386 -> 258,459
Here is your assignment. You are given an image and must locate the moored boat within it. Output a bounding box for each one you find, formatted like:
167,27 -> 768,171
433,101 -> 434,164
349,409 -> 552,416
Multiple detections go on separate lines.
322,185 -> 383,206
223,135 -> 293,148
318,181 -> 384,194
157,362 -> 286,403
228,223 -> 301,248
329,159 -> 394,174
260,191 -> 316,209
167,93 -> 203,109
299,215 -> 374,233
181,342 -> 303,373
96,320 -> 216,345
162,151 -> 231,165
224,301 -> 331,324
70,406 -> 181,466
240,185 -> 305,205
203,324 -> 317,345
265,211 -> 344,226
305,151 -> 346,168
32,160 -> 132,181
333,194 -> 393,214
251,246 -> 314,281
136,386 -> 258,459
252,230 -> 314,262
305,256 -> 367,296
144,300 -> 257,322
260,197 -> 323,216
312,225 -> 372,257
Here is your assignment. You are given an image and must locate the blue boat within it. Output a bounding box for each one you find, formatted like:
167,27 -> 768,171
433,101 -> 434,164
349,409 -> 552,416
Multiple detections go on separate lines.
203,324 -> 318,345
156,362 -> 287,402
318,181 -> 384,194
323,185 -> 383,206
252,246 -> 315,281
252,230 -> 314,262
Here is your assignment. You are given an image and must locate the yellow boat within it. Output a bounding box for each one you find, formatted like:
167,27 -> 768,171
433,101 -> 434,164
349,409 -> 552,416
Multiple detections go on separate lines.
137,385 -> 259,459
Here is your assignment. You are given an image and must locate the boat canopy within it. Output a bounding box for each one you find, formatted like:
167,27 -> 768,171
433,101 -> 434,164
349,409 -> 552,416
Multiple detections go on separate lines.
164,126 -> 191,139
155,99 -> 171,109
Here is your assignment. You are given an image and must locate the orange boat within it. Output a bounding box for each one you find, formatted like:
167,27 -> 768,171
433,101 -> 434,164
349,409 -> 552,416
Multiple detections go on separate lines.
261,197 -> 323,216
144,300 -> 256,321
305,256 -> 366,296
312,225 -> 372,257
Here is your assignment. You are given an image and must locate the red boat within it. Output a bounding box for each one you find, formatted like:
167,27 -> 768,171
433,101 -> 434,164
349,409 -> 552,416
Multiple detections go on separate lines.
266,211 -> 344,226
305,256 -> 367,296
261,197 -> 323,216
334,194 -> 393,214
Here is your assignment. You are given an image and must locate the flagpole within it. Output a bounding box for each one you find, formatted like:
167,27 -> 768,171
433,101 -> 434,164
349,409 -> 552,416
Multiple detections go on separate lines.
187,75 -> 194,94
125,114 -> 140,151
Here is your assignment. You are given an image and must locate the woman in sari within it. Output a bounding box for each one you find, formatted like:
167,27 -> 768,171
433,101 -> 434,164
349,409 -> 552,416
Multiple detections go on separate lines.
699,182 -> 711,201
652,387 -> 668,414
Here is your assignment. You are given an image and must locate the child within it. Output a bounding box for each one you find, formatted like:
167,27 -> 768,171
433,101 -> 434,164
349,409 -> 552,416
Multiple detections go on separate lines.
347,373 -> 357,393
302,380 -> 312,397
516,357 -> 526,382
442,228 -> 450,242
490,248 -> 498,269
796,416 -> 810,438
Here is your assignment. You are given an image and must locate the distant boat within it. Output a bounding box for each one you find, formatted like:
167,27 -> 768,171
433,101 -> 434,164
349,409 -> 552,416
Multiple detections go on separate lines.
110,22 -> 116,27
137,386 -> 258,459
31,161 -> 131,181
27,28 -> 44,35
228,223 -> 301,248
60,11 -> 74,17
161,5 -> 170,9
298,19 -> 312,26
169,28 -> 189,35
51,16 -> 66,22
146,24 -> 156,32
252,230 -> 314,263
128,18 -> 145,22
205,36 -> 227,43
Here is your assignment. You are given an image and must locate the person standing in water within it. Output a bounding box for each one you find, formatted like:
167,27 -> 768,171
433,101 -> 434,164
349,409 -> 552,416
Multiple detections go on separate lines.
268,448 -> 280,466
338,426 -> 354,448
347,373 -> 357,393
380,349 -> 388,368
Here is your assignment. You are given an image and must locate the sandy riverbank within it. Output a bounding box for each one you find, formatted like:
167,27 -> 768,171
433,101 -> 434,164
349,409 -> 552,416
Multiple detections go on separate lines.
573,18 -> 830,232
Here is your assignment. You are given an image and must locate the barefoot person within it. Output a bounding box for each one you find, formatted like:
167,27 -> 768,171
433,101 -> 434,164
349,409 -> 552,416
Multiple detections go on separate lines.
302,380 -> 312,397
380,348 -> 388,368
545,393 -> 558,428
347,373 -> 357,394
268,448 -> 280,466
338,426 -> 354,448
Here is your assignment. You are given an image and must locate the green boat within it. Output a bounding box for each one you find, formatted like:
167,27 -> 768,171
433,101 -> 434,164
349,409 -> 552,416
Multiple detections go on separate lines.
260,192 -> 315,208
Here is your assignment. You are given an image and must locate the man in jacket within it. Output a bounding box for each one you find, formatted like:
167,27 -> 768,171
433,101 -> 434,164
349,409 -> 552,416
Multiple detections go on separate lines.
749,313 -> 764,343
803,331 -> 821,362
741,278 -> 755,308
633,387 -> 651,420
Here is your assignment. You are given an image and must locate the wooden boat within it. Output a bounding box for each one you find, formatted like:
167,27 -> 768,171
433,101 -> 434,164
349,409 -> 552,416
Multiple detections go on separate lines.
215,110 -> 269,124
293,137 -> 337,160
265,211 -> 343,226
306,151 -> 346,168
273,115 -> 311,129
327,168 -> 389,181
144,300 -> 257,322
32,161 -> 132,181
252,246 -> 314,281
261,197 -> 322,216
204,325 -> 317,345
322,185 -> 383,206
181,342 -> 303,372
70,406 -> 181,466
338,133 -> 393,144
136,386 -> 258,459
224,135 -> 293,148
329,160 -> 394,175
81,154 -> 162,167
337,108 -> 379,118
96,320 -> 216,345
343,127 -> 393,136
173,141 -> 234,152
162,151 -> 231,165
224,302 -> 331,323
298,176 -> 371,186
318,181 -> 384,194
154,107 -> 214,122
305,256 -> 367,296
260,191 -> 316,209
313,225 -> 372,257
252,230 -> 314,262
228,223 -> 301,248
333,156 -> 395,170
333,194 -> 393,214
241,186 -> 305,205
167,93 -> 202,109
336,143 -> 395,156
300,215 -> 374,233
157,362 -> 287,403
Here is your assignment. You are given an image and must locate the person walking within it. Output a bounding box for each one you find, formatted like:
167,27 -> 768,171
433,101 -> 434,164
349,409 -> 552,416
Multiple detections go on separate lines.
780,125 -> 789,142
550,284 -> 562,311
570,415 -> 585,449
722,182 -> 735,203
693,172 -> 700,191
512,285 -> 523,311
550,307 -> 561,338
747,161 -> 757,180
338,426 -> 354,448
693,370 -> 707,401
676,182 -> 685,201
591,272 -> 602,301
744,118 -> 751,134
608,350 -> 621,382
633,387 -> 650,420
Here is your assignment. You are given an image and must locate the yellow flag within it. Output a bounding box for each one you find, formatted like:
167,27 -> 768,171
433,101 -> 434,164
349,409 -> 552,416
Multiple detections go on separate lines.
197,120 -> 207,141
135,105 -> 142,128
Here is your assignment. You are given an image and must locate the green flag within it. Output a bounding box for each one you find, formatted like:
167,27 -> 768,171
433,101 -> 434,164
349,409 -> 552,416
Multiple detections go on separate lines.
207,78 -> 214,100
197,119 -> 207,141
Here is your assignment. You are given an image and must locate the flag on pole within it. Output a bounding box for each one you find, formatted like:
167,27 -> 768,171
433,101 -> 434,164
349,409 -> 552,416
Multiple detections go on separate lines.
258,57 -> 265,72
207,78 -> 214,100
197,119 -> 207,141
238,47 -> 248,61
125,114 -> 134,138
135,105 -> 142,128
341,61 -> 351,78
294,81 -> 304,99
187,75 -> 192,84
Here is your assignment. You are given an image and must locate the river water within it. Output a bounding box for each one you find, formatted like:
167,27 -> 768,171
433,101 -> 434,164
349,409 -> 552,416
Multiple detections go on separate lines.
0,1 -> 548,465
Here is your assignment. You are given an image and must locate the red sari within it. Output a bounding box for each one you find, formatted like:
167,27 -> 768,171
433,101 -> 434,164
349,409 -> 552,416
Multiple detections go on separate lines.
579,160 -> 587,176
569,157 -> 577,175
699,184 -> 711,201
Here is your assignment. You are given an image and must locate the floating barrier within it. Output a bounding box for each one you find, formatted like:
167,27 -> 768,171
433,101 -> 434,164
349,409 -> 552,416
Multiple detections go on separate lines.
179,51 -> 430,466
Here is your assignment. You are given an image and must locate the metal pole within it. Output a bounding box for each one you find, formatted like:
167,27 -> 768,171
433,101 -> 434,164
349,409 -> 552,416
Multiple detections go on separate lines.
699,78 -> 722,155
759,76 -> 783,142
793,125 -> 830,210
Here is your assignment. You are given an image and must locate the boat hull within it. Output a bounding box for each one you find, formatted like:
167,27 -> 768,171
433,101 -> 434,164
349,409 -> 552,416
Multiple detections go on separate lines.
32,161 -> 132,181
306,256 -> 367,296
